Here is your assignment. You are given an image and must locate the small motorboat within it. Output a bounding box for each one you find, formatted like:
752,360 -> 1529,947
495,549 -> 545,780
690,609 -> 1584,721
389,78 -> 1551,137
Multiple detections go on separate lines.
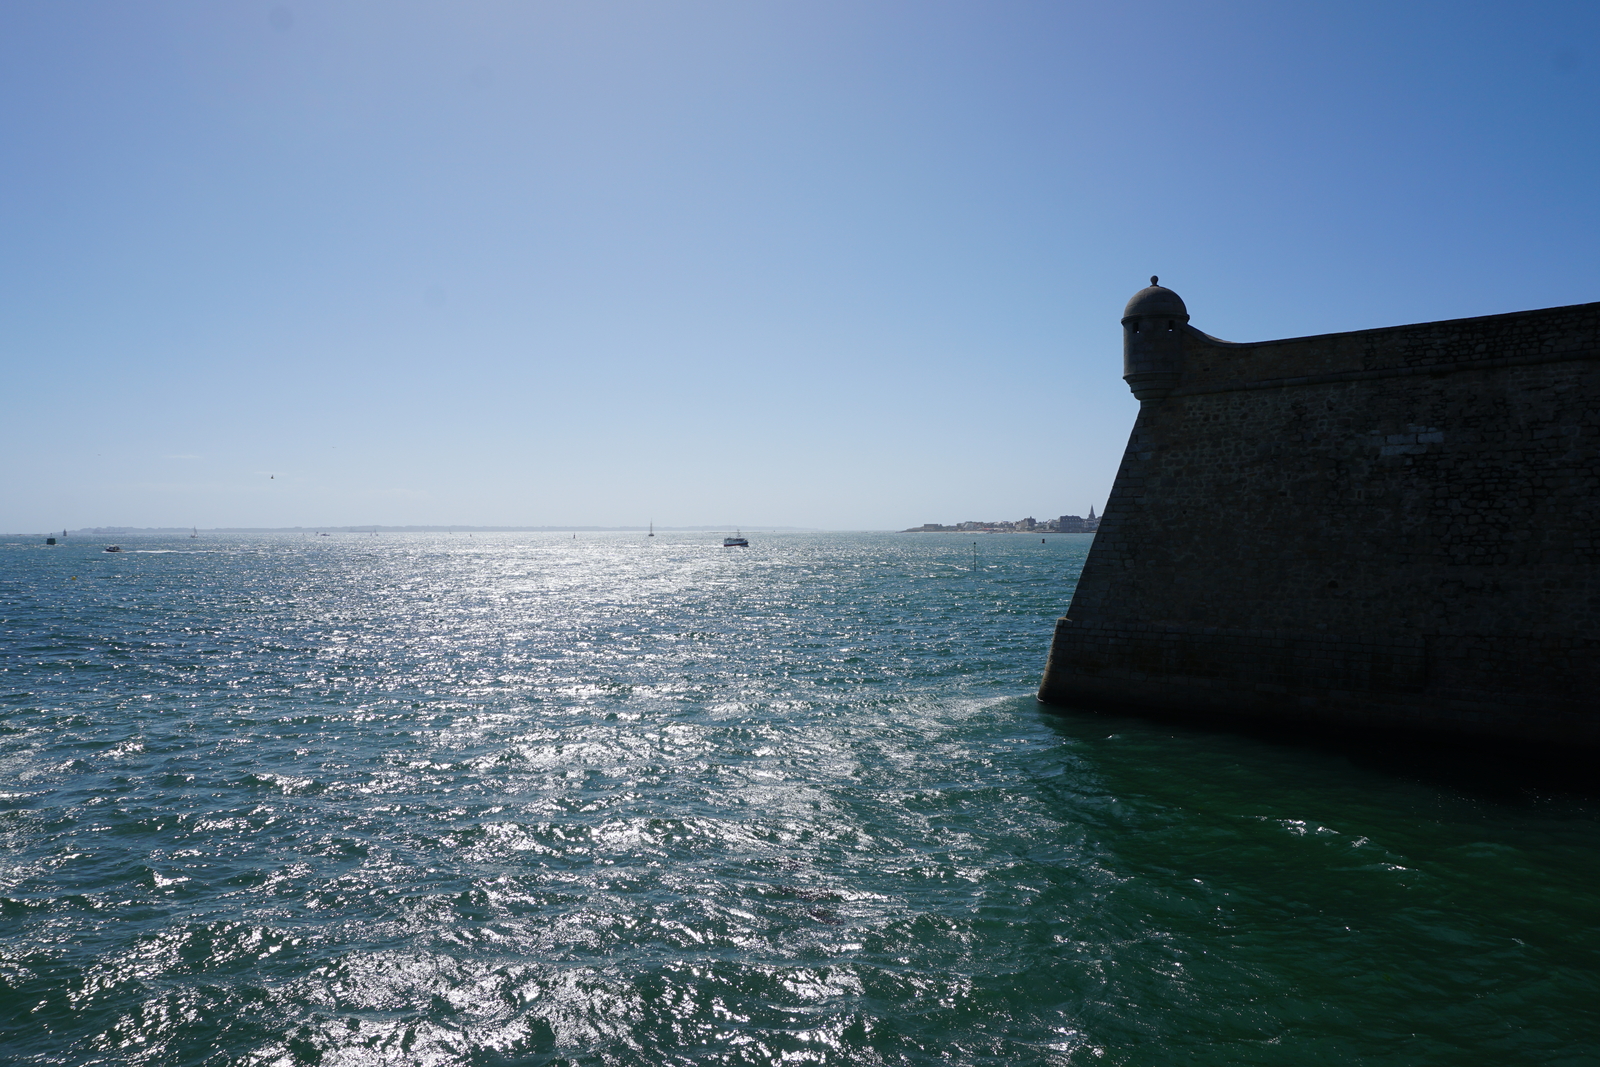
722,531 -> 749,548
104,545 -> 122,553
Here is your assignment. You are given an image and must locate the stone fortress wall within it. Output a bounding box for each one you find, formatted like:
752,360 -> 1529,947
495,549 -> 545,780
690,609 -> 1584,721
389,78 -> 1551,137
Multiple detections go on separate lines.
1038,279 -> 1600,745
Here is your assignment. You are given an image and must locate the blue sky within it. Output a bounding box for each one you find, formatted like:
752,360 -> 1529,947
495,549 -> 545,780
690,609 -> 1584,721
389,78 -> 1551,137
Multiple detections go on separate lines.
3,1 -> 1596,531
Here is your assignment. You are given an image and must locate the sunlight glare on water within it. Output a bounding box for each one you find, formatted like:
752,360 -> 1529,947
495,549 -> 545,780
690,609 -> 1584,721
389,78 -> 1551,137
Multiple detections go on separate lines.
1,532 -> 1597,1065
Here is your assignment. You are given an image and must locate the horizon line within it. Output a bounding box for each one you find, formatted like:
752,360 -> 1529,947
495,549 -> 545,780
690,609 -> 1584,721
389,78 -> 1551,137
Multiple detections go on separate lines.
6,524 -> 829,536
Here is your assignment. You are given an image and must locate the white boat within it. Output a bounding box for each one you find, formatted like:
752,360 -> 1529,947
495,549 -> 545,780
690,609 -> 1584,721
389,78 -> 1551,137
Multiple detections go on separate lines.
722,531 -> 749,548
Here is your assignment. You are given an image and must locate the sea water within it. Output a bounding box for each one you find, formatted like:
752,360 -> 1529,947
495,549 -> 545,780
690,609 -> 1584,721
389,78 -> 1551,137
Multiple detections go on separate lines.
1,532 -> 1596,1066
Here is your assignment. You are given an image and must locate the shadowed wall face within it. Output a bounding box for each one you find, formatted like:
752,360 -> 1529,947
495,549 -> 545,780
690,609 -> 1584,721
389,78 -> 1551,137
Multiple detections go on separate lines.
1041,293 -> 1600,745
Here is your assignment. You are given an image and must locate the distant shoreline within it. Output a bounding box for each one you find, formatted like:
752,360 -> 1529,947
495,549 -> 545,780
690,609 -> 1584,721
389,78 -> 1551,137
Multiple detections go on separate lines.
5,525 -> 821,537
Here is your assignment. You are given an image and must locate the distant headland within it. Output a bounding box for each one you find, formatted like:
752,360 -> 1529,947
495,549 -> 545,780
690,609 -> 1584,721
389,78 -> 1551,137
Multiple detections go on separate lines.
903,508 -> 1099,534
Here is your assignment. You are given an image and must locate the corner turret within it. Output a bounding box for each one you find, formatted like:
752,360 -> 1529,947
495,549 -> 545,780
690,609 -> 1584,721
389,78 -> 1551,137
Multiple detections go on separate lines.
1122,276 -> 1189,400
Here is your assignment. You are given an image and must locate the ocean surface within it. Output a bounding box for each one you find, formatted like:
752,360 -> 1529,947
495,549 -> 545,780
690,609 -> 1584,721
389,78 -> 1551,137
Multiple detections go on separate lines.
2,531 -> 1597,1066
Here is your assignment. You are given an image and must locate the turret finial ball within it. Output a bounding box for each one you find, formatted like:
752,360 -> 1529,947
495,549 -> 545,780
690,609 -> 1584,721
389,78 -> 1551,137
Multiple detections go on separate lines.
1151,275 -> 1158,286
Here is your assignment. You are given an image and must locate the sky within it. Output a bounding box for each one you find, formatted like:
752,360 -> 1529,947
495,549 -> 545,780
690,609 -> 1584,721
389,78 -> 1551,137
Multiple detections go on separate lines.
2,1 -> 1597,532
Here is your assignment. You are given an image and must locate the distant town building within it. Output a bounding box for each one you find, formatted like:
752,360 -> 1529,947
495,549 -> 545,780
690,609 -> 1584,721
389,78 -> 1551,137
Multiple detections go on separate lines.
1053,506 -> 1099,533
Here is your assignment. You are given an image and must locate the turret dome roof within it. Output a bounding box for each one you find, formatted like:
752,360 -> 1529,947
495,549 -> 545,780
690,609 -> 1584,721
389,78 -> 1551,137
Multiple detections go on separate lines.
1123,276 -> 1188,320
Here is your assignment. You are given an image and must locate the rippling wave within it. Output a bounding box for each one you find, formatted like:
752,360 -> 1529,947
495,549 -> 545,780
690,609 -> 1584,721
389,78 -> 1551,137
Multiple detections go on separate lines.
1,532 -> 1596,1065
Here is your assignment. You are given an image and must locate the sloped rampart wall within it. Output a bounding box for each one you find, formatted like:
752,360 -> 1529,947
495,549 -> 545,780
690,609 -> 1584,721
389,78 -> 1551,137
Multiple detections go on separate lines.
1039,301 -> 1600,745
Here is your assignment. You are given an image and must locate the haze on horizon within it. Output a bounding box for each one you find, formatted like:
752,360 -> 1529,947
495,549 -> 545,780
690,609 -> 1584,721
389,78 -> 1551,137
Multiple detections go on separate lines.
3,1 -> 1597,533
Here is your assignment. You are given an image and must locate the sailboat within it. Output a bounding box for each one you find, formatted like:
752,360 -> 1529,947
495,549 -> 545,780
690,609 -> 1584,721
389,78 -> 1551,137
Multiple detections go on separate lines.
190,527 -> 197,539
648,521 -> 654,538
